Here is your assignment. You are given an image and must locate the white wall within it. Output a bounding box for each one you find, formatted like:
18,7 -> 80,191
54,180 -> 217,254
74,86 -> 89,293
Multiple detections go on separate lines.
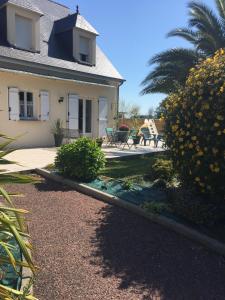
0,70 -> 118,148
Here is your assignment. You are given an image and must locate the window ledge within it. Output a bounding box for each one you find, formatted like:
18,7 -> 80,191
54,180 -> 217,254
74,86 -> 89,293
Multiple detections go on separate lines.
11,44 -> 40,54
78,60 -> 93,67
19,118 -> 39,121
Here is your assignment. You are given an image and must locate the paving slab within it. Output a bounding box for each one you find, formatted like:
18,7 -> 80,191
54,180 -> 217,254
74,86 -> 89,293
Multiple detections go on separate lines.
0,144 -> 164,173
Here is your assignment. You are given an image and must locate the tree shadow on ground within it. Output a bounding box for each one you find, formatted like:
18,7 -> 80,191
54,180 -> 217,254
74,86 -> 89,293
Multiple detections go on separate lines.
34,178 -> 74,192
90,205 -> 225,300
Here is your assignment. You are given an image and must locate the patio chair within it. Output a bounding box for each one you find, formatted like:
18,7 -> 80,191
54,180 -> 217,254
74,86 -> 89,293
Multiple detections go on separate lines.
155,134 -> 165,148
141,127 -> 156,146
105,128 -> 117,147
129,129 -> 139,148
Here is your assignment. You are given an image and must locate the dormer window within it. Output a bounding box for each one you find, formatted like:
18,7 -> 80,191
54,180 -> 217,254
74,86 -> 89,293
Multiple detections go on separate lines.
5,2 -> 42,52
79,36 -> 90,63
15,15 -> 33,50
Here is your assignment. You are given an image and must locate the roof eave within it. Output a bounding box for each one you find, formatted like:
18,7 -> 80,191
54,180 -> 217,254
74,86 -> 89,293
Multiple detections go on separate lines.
6,2 -> 44,16
0,55 -> 125,84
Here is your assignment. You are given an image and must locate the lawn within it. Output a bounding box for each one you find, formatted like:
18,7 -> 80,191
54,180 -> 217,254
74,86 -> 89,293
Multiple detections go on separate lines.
101,152 -> 167,182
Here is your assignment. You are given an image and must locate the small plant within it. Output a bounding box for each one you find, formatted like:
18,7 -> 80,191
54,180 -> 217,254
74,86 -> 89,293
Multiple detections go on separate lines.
55,137 -> 106,181
122,179 -> 133,190
150,158 -> 175,182
51,119 -> 64,147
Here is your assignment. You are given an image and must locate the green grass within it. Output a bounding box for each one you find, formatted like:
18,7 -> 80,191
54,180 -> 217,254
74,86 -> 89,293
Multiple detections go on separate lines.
101,153 -> 167,181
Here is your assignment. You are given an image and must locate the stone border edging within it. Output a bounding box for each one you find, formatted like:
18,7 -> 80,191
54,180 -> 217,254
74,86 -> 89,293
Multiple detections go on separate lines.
36,168 -> 225,257
19,245 -> 33,296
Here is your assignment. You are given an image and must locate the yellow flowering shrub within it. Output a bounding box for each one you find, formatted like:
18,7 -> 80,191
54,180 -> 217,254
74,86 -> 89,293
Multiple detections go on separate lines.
164,49 -> 225,199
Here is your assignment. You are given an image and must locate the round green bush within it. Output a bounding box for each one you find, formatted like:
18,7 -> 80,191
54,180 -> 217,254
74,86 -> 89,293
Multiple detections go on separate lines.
164,50 -> 225,198
55,137 -> 106,181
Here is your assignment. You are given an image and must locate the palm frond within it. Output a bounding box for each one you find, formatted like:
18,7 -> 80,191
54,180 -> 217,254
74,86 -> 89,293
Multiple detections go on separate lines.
167,27 -> 199,45
149,48 -> 200,65
188,1 -> 225,52
215,0 -> 225,20
141,48 -> 200,94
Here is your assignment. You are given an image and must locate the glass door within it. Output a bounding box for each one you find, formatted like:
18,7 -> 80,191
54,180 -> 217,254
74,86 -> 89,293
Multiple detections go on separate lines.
78,99 -> 92,136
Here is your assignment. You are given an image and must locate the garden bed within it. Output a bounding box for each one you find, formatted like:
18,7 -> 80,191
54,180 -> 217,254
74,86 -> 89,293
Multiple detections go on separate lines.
37,163 -> 225,257
86,176 -> 225,244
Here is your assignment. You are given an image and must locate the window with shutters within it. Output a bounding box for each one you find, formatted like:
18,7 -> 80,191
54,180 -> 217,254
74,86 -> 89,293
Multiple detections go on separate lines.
19,91 -> 34,119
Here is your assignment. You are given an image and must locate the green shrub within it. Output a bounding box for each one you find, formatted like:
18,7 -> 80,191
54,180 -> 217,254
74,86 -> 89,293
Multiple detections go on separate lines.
168,187 -> 225,225
163,49 -> 225,198
151,158 -> 175,182
55,137 -> 106,181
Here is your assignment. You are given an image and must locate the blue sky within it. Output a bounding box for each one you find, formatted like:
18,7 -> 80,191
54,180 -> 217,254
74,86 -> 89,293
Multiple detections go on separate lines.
59,0 -> 216,113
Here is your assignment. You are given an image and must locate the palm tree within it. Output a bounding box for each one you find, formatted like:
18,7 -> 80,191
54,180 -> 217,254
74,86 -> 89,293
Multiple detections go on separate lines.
141,0 -> 225,95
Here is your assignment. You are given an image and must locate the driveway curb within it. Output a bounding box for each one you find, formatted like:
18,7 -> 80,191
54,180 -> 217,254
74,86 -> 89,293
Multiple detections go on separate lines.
36,168 -> 225,257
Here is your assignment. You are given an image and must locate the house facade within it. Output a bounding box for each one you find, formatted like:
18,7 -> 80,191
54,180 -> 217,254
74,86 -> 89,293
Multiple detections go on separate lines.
0,0 -> 124,147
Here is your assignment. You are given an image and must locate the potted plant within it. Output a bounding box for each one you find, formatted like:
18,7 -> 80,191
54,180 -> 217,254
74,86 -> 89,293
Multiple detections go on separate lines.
132,132 -> 141,145
118,124 -> 129,142
130,127 -> 142,145
51,119 -> 64,147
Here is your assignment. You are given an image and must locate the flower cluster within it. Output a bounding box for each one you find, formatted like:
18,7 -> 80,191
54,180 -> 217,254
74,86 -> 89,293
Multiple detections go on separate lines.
163,49 -> 225,198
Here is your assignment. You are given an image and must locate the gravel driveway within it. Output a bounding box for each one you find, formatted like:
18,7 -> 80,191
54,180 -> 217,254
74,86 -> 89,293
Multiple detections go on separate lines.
7,179 -> 225,300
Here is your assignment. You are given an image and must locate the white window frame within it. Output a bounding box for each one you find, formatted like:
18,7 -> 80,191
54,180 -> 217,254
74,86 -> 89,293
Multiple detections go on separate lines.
19,91 -> 34,120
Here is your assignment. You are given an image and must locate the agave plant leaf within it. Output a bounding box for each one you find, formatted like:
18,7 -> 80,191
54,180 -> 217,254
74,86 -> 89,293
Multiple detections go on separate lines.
0,241 -> 17,272
0,212 -> 35,273
0,284 -> 38,300
0,193 -> 25,198
0,207 -> 28,214
0,187 -> 25,232
0,174 -> 40,185
0,257 -> 31,268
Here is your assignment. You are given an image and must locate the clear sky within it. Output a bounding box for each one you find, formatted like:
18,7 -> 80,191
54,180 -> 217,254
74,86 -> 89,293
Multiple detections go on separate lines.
59,0 -> 216,113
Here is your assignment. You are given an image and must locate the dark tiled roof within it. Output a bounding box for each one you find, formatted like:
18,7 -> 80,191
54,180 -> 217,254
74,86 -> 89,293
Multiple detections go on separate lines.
0,0 -> 123,81
0,0 -> 43,14
55,13 -> 99,35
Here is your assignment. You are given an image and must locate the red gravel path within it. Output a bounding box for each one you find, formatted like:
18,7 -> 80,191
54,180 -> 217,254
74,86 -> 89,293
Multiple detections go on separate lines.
7,179 -> 225,300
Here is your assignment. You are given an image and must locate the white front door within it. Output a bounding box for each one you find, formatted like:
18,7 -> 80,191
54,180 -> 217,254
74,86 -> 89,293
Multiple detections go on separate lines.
68,94 -> 79,130
99,97 -> 108,137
